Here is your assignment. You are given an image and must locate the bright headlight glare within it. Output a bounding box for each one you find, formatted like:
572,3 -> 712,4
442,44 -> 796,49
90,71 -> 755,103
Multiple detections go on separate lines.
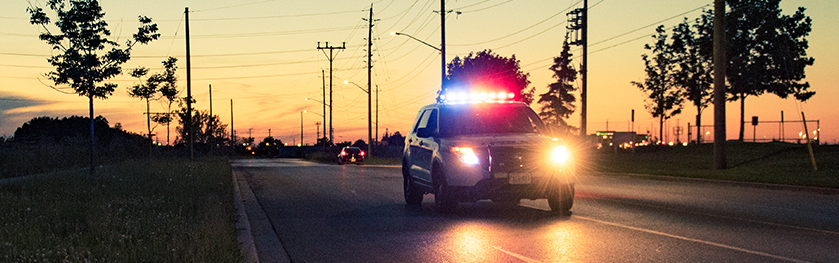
552,145 -> 570,163
452,147 -> 480,165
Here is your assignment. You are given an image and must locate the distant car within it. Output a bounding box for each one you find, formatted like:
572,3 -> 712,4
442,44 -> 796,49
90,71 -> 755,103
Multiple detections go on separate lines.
338,146 -> 365,165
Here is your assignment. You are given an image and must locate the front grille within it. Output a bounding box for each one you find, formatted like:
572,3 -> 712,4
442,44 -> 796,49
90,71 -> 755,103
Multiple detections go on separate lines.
486,146 -> 541,173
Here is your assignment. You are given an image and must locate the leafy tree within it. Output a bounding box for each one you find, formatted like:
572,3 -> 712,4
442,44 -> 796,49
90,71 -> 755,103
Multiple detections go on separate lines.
176,109 -> 227,145
352,139 -> 368,150
28,0 -> 159,174
445,49 -> 535,104
632,25 -> 684,143
698,0 -> 814,141
671,18 -> 713,143
538,37 -> 578,136
255,136 -> 283,157
384,131 -> 405,147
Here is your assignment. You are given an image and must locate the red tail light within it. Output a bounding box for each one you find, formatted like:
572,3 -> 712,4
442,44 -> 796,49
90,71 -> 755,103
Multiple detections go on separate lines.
341,151 -> 347,156
359,151 -> 365,156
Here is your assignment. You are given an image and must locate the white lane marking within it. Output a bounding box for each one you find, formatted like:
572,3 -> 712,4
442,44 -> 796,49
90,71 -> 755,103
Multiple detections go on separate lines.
576,215 -> 812,263
492,246 -> 543,263
589,196 -> 839,236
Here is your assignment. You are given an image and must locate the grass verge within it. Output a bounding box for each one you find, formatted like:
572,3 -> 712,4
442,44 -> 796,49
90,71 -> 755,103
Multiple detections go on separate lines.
589,142 -> 839,188
0,157 -> 240,262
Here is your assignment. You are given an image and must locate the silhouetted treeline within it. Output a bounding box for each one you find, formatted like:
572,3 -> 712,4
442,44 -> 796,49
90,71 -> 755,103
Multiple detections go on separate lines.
1,116 -> 147,178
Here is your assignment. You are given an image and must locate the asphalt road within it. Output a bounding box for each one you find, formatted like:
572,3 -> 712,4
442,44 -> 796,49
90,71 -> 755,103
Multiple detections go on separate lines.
231,158 -> 839,263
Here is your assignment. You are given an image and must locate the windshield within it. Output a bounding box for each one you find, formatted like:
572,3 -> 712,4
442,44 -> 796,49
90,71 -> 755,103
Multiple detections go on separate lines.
439,103 -> 547,136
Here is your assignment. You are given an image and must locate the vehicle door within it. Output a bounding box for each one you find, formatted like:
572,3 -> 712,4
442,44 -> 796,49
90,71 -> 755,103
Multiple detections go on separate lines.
409,108 -> 438,185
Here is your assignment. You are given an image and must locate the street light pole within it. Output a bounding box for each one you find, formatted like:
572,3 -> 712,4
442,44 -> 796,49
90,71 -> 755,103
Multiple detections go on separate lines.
301,110 -> 305,147
391,31 -> 443,96
344,80 -> 372,154
305,97 -> 328,147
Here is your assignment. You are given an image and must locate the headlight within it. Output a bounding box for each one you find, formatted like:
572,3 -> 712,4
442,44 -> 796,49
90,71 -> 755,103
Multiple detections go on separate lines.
552,145 -> 570,164
452,147 -> 480,165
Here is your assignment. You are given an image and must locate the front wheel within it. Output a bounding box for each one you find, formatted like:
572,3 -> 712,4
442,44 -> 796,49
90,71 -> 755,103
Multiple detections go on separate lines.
404,176 -> 423,205
434,181 -> 457,213
548,184 -> 574,215
403,160 -> 423,205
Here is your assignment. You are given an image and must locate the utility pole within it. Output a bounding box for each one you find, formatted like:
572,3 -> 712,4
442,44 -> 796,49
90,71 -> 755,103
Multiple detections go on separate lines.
567,0 -> 587,138
209,84 -> 212,118
315,122 -> 321,143
322,70 -> 327,146
376,85 -> 379,145
364,4 -> 378,157
441,0 -> 446,91
713,0 -> 727,169
185,7 -> 193,159
268,129 -> 271,138
230,99 -> 234,144
581,0 -> 587,138
317,42 -> 345,145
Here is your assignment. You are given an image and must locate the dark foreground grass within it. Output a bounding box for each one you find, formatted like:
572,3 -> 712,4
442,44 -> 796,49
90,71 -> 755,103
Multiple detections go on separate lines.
0,158 -> 240,262
589,142 -> 839,188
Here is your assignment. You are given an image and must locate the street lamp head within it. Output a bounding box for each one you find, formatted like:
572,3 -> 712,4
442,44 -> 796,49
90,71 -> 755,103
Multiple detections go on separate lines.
303,110 -> 308,113
343,80 -> 349,84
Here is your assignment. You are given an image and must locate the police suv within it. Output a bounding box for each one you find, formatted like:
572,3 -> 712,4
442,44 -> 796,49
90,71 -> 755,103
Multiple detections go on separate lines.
402,90 -> 575,214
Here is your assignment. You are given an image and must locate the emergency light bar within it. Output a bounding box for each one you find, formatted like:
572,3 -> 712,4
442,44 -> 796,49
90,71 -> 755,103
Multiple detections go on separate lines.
438,91 -> 516,103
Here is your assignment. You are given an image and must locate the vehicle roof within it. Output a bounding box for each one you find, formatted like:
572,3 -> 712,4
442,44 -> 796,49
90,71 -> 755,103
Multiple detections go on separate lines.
419,101 -> 529,110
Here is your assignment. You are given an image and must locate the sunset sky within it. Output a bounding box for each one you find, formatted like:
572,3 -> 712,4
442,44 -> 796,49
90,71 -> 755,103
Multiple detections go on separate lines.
1,0 -> 836,145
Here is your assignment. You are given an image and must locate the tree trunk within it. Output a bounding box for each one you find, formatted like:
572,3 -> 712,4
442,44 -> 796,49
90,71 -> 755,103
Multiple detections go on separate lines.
738,93 -> 745,141
696,109 -> 702,143
146,98 -> 152,156
659,115 -> 664,144
89,95 -> 95,177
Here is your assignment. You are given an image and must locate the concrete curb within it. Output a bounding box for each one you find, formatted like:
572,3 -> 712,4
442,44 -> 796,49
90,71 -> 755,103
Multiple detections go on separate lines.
232,168 -> 291,263
591,171 -> 839,195
232,171 -> 259,263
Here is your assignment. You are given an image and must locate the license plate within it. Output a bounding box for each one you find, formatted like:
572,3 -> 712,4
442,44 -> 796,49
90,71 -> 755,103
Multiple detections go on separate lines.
509,173 -> 531,184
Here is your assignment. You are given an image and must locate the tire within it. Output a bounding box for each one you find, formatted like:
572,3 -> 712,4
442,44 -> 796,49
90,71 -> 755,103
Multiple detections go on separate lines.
435,182 -> 457,213
403,160 -> 423,205
404,176 -> 423,205
548,184 -> 574,215
433,167 -> 457,213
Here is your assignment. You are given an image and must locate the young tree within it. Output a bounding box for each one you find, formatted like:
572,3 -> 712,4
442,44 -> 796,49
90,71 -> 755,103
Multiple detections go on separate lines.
127,67 -> 157,147
28,0 -> 159,174
149,57 -> 179,145
698,0 -> 815,141
445,49 -> 535,104
538,38 -> 578,136
671,18 -> 713,143
632,25 -> 684,143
